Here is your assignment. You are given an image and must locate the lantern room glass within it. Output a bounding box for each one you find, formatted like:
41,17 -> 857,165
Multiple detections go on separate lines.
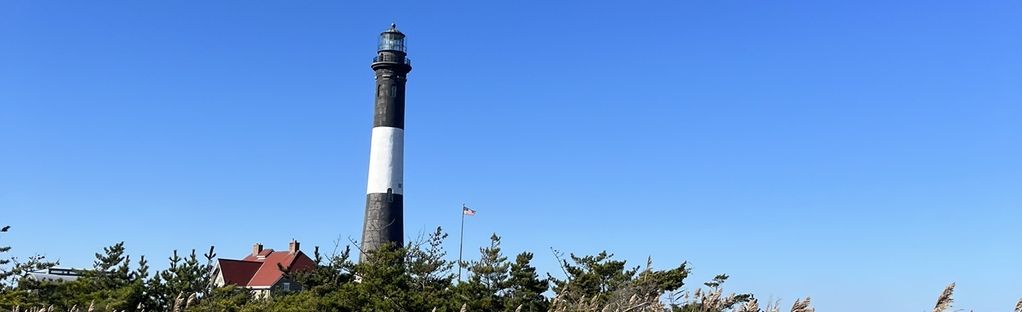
378,32 -> 406,52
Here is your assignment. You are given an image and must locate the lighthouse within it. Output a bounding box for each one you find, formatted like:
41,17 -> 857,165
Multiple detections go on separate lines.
360,24 -> 411,257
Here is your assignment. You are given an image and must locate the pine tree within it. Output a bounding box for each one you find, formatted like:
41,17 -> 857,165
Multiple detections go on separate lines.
12,242 -> 146,311
149,247 -> 216,310
633,257 -> 689,298
0,225 -> 10,286
549,251 -> 639,305
130,255 -> 155,310
334,244 -> 412,311
94,242 -> 127,272
405,227 -> 455,310
93,242 -> 144,310
200,246 -> 217,298
292,245 -> 355,295
90,241 -> 132,299
470,234 -> 510,292
116,255 -> 132,281
503,252 -> 548,312
456,233 -> 511,312
154,249 -> 185,310
134,255 -> 150,281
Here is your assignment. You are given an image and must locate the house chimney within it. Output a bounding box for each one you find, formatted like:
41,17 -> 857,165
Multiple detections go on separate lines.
252,243 -> 263,256
289,240 -> 300,254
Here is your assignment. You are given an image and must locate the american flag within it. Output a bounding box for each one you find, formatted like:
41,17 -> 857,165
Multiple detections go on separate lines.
462,206 -> 476,216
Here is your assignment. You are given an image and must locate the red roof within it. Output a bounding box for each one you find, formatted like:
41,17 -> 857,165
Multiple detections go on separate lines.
217,259 -> 262,285
217,248 -> 316,288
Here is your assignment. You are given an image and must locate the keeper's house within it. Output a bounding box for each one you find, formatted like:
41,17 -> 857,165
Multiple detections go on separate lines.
212,240 -> 315,298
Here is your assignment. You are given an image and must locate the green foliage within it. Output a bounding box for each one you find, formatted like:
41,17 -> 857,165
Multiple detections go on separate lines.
455,233 -> 511,311
239,290 -> 320,312
345,243 -> 413,310
198,229 -> 462,312
291,245 -> 355,295
468,234 -> 510,292
189,285 -> 255,312
0,226 -> 769,311
1,242 -> 143,311
0,241 -> 217,311
504,252 -> 549,312
151,248 -> 215,308
406,227 -> 456,310
550,250 -> 640,305
93,241 -> 126,272
634,257 -> 689,297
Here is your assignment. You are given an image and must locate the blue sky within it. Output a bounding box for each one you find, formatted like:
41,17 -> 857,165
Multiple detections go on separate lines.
2,1 -> 1020,310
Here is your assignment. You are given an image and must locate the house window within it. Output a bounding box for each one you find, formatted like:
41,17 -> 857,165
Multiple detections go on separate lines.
281,282 -> 291,291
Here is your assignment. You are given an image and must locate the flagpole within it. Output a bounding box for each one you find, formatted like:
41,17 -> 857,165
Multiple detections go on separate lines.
458,203 -> 466,282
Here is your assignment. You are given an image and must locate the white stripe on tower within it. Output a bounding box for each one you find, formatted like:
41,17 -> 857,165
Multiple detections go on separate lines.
366,127 -> 403,195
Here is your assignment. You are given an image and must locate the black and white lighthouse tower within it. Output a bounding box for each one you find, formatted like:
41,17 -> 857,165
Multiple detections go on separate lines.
360,24 -> 411,256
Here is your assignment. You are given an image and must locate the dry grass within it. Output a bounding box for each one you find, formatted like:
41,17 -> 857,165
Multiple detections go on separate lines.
736,298 -> 759,312
933,283 -> 955,312
547,294 -> 667,312
789,297 -> 814,312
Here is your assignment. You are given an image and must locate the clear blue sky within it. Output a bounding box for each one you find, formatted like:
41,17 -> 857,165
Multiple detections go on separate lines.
2,1 -> 1020,311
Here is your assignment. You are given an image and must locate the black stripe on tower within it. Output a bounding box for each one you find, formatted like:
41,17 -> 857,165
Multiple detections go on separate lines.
361,193 -> 404,252
372,73 -> 406,128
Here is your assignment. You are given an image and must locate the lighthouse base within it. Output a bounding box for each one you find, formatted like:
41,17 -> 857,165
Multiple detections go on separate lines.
360,193 -> 404,259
